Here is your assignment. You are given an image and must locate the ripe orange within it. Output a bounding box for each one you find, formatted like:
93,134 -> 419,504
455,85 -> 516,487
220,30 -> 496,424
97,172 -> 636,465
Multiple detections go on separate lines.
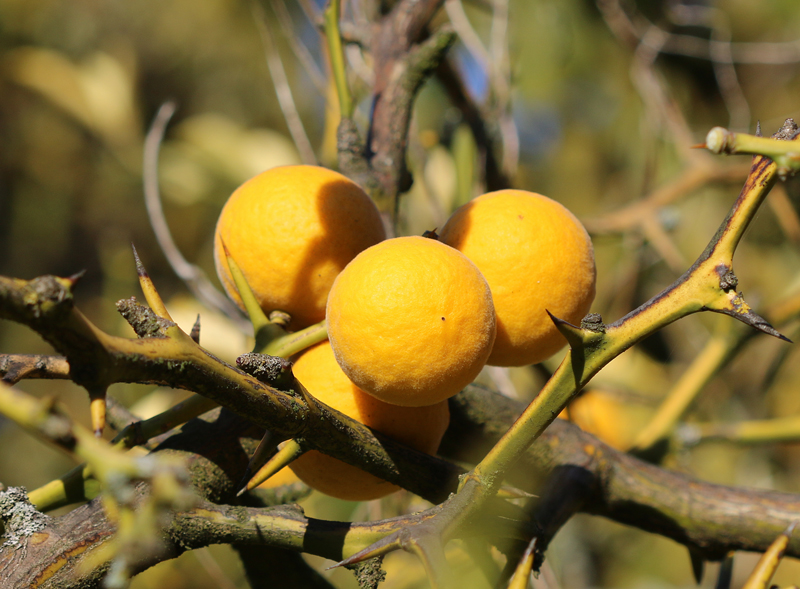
439,189 -> 595,366
214,165 -> 386,330
288,341 -> 450,501
326,236 -> 496,407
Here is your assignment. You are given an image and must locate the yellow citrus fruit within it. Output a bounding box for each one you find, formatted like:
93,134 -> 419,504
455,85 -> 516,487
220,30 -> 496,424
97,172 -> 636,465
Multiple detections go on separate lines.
214,165 -> 386,330
288,341 -> 450,501
439,189 -> 596,366
326,236 -> 496,407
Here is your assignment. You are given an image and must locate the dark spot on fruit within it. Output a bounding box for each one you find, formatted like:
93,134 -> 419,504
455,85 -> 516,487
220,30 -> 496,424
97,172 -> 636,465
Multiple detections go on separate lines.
518,215 -> 524,220
441,317 -> 445,321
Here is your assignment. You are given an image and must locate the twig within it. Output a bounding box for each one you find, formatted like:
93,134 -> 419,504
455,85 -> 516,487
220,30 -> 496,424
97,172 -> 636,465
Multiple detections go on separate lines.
599,0 -> 800,65
436,58 -> 510,192
142,102 -> 250,333
272,0 -> 328,94
0,354 -> 70,385
487,0 -> 518,178
668,4 -> 750,131
251,0 -> 318,165
324,0 -> 353,119
582,160 -> 750,234
445,0 -> 490,71
767,182 -> 800,245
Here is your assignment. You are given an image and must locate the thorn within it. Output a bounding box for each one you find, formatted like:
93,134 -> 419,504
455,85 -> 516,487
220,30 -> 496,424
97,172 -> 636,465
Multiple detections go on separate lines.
131,243 -> 172,321
66,270 -> 87,286
422,228 -> 439,239
756,120 -> 762,137
508,537 -> 537,589
236,428 -> 273,493
496,487 -> 538,500
328,534 -> 402,570
717,553 -> 734,589
547,311 -> 586,349
691,143 -> 707,149
712,291 -> 792,343
223,238 -> 272,333
190,314 -> 201,344
725,308 -> 792,343
219,236 -> 231,258
132,243 -> 147,278
689,549 -> 705,584
90,395 -> 106,437
239,438 -> 305,494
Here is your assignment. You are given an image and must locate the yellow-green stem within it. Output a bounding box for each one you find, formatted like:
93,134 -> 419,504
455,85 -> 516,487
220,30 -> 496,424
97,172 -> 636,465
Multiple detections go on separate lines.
262,320 -> 328,357
324,0 -> 353,119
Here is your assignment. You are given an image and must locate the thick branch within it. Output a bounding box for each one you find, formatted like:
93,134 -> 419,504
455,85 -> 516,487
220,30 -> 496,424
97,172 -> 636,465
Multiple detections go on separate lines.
444,388 -> 800,560
0,275 -> 462,503
338,0 -> 454,207
6,386 -> 800,586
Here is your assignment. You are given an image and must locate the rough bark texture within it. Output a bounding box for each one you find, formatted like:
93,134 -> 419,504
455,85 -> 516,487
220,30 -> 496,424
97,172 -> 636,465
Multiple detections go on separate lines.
3,385 -> 800,587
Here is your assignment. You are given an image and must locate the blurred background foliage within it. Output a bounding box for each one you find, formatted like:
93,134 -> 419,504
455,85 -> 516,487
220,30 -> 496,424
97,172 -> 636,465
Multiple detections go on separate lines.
3,0 -> 800,587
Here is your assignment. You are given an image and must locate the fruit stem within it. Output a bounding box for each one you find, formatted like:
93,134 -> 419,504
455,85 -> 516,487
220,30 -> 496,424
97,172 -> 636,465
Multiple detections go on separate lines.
261,320 -> 328,358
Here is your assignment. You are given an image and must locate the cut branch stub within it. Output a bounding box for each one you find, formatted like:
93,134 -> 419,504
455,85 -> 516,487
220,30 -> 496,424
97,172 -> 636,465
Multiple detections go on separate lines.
117,297 -> 176,338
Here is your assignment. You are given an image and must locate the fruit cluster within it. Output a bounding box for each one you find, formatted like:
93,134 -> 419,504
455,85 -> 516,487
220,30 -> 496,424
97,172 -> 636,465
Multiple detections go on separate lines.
215,165 -> 596,500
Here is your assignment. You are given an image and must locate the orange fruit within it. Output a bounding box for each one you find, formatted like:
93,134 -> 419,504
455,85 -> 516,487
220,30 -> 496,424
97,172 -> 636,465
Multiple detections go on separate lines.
214,165 -> 386,330
326,236 -> 496,407
439,189 -> 595,366
288,341 -> 450,501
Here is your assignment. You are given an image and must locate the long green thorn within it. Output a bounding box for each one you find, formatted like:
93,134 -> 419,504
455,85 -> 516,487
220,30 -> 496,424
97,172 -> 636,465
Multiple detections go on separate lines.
238,438 -> 305,496
220,238 -> 287,352
741,523 -> 795,589
132,243 -> 173,321
507,537 -> 536,589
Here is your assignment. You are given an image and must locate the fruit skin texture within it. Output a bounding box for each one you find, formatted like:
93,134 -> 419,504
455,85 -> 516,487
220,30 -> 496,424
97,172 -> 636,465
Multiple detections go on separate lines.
288,341 -> 450,501
439,189 -> 596,366
214,165 -> 386,330
326,236 -> 496,407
